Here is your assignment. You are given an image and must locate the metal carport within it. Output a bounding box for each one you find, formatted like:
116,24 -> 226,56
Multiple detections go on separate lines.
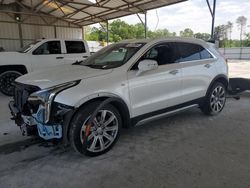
0,0 -> 187,49
0,0 -> 218,50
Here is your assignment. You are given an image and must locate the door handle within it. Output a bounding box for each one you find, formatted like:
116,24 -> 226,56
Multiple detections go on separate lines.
56,56 -> 64,59
169,69 -> 179,75
204,64 -> 211,68
83,56 -> 88,58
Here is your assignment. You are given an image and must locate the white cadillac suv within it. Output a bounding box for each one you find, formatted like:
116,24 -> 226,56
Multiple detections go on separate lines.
9,37 -> 228,156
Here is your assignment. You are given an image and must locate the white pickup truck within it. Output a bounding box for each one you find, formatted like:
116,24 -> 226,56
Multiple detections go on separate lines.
0,38 -> 90,96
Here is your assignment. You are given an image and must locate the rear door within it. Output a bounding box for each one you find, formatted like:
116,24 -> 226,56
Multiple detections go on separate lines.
127,42 -> 183,117
63,40 -> 90,64
176,42 -> 217,102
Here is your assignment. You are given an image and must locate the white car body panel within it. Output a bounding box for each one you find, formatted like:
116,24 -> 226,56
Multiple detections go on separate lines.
16,64 -> 112,89
0,39 -> 90,72
14,37 -> 228,121
127,63 -> 182,117
180,59 -> 218,102
0,52 -> 33,72
54,69 -> 132,115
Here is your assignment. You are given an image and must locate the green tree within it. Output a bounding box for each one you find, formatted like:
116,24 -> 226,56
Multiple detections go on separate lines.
236,16 -> 247,46
194,33 -> 211,41
86,26 -> 106,41
245,32 -> 250,47
133,23 -> 146,39
227,21 -> 233,47
148,29 -> 175,39
180,28 -> 194,37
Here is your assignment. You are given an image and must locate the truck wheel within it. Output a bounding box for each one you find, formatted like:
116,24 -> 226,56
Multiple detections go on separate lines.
0,71 -> 22,96
201,82 -> 226,115
70,102 -> 122,156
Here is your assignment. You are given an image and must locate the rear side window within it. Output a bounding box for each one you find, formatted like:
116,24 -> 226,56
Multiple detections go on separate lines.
176,42 -> 214,62
177,43 -> 201,62
200,48 -> 213,59
65,41 -> 86,54
33,41 -> 61,55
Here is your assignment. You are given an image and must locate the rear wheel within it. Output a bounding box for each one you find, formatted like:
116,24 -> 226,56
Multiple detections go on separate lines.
0,71 -> 22,96
201,82 -> 226,115
70,102 -> 122,156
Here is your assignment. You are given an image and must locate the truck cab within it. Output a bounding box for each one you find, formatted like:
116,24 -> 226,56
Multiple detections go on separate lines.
0,38 -> 90,96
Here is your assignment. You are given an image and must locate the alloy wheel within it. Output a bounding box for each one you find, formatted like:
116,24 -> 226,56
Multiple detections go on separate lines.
210,85 -> 226,113
80,110 -> 119,153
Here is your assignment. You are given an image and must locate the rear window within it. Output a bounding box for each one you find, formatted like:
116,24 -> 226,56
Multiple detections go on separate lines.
176,42 -> 213,62
65,41 -> 86,54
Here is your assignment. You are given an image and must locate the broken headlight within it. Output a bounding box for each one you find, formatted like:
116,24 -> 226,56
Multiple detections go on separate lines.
28,80 -> 80,123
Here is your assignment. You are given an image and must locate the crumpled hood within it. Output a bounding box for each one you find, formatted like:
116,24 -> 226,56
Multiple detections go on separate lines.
16,64 -> 113,89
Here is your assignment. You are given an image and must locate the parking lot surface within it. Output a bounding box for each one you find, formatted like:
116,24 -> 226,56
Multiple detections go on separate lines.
0,61 -> 250,188
1,94 -> 250,188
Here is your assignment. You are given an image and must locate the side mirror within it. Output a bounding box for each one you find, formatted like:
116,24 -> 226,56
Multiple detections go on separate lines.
136,59 -> 158,76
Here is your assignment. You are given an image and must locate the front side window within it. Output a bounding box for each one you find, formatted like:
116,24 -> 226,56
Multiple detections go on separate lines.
65,41 -> 86,54
33,41 -> 61,55
79,43 -> 145,69
135,42 -> 179,68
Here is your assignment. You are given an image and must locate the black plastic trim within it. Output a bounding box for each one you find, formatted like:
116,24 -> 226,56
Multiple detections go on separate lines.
131,97 -> 205,126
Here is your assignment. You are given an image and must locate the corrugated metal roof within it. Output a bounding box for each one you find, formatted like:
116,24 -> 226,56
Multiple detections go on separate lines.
1,0 -> 187,27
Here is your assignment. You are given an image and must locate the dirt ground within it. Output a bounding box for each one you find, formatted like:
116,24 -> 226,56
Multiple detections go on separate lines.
0,60 -> 249,188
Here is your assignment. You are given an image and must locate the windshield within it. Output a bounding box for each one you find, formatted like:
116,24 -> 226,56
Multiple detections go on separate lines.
19,41 -> 40,53
79,43 -> 145,69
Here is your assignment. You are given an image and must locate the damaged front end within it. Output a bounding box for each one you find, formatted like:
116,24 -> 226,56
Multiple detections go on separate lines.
9,80 -> 80,141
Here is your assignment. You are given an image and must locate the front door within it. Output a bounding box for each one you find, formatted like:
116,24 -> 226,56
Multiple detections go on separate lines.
30,40 -> 65,71
127,42 -> 183,118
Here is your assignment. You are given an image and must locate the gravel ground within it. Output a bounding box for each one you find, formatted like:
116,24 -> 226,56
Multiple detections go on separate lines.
0,60 -> 249,188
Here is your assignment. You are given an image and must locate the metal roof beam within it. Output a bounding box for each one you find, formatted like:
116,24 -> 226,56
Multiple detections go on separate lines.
79,0 -> 186,25
121,0 -> 145,13
53,0 -> 66,16
0,9 -> 81,27
46,0 -> 69,14
61,0 -> 135,13
74,0 -> 149,24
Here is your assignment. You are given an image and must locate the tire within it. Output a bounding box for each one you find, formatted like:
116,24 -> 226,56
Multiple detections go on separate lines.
0,71 -> 22,96
70,102 -> 122,156
201,82 -> 226,115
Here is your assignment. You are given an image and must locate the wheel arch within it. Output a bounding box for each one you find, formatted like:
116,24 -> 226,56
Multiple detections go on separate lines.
0,65 -> 28,75
76,96 -> 131,127
206,74 -> 229,96
63,95 -> 131,145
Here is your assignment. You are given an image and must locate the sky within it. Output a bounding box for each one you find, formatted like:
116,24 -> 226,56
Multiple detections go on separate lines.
114,0 -> 250,39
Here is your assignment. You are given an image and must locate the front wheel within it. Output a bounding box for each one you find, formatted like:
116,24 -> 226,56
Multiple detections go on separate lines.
70,102 -> 122,156
0,71 -> 22,96
201,82 -> 227,115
